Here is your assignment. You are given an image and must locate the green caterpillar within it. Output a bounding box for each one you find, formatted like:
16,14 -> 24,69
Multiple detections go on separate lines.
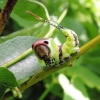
27,11 -> 80,67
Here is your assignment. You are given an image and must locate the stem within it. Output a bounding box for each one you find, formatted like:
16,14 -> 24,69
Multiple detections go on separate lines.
0,0 -> 18,35
38,83 -> 54,100
1,48 -> 32,68
44,9 -> 68,38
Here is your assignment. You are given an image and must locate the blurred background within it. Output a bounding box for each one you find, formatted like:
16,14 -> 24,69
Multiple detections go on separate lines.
0,0 -> 100,100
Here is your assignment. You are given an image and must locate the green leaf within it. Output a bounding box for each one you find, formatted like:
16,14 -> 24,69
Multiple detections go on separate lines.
11,0 -> 50,27
58,74 -> 90,100
0,86 -> 6,100
0,0 -> 6,9
66,66 -> 100,90
0,23 -> 50,44
84,22 -> 98,39
0,36 -> 42,80
50,84 -> 63,99
61,17 -> 85,36
71,77 -> 90,99
0,67 -> 18,99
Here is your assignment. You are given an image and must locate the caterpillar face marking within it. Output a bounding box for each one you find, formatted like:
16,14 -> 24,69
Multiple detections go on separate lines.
32,39 -> 51,61
35,45 -> 50,60
44,41 -> 49,44
27,11 -> 80,67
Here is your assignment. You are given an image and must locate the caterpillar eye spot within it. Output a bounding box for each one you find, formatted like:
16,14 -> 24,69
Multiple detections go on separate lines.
68,38 -> 71,41
44,41 -> 49,44
68,44 -> 70,46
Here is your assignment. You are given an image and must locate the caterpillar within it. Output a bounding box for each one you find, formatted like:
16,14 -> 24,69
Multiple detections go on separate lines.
27,11 -> 80,67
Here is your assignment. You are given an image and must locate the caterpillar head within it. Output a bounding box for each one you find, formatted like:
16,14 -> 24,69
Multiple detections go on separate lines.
32,38 -> 51,60
32,38 -> 60,67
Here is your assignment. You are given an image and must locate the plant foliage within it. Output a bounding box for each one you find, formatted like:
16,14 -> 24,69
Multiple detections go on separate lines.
0,0 -> 100,100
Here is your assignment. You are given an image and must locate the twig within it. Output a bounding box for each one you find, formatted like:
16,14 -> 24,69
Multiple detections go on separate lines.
0,0 -> 18,35
3,35 -> 100,100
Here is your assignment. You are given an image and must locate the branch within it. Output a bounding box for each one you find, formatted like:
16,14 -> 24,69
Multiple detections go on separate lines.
3,35 -> 100,100
0,0 -> 18,35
